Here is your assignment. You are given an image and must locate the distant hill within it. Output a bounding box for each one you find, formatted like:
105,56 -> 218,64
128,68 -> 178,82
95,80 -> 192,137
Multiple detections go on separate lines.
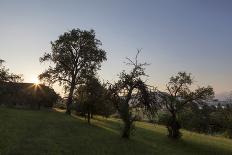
215,92 -> 232,101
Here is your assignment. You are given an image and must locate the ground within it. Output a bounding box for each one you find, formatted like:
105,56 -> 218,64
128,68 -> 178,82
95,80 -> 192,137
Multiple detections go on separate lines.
0,108 -> 231,155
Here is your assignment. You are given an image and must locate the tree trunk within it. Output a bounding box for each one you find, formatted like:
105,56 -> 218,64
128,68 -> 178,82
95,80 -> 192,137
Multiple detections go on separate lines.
87,111 -> 90,124
122,118 -> 131,138
91,112 -> 93,119
38,102 -> 41,110
167,113 -> 181,139
66,83 -> 75,115
121,103 -> 132,139
121,88 -> 133,139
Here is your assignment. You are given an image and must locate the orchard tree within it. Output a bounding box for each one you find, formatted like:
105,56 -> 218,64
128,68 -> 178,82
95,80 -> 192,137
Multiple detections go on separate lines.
109,51 -> 158,139
160,72 -> 214,139
75,75 -> 104,124
0,59 -> 23,82
39,29 -> 107,115
75,79 -> 115,120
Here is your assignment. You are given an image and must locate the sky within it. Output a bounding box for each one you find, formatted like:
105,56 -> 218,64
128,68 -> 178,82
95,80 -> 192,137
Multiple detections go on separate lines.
0,0 -> 232,99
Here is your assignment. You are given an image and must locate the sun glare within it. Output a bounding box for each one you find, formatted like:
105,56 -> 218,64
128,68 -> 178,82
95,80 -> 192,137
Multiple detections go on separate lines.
31,76 -> 40,85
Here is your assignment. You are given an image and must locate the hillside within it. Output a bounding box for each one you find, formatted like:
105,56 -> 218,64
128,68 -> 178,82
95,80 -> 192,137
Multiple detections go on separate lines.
0,108 -> 231,155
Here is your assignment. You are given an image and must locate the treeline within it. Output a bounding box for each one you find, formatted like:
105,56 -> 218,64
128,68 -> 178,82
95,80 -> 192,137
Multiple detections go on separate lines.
0,59 -> 59,109
0,82 -> 58,109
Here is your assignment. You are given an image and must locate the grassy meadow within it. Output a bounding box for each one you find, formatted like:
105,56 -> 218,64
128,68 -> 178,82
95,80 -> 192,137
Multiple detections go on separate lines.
0,107 -> 231,155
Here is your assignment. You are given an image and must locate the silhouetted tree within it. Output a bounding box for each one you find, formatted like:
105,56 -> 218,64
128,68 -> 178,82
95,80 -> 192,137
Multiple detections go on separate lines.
0,59 -> 23,82
75,75 -> 105,124
109,51 -> 158,139
39,29 -> 107,115
87,81 -> 116,118
160,72 -> 214,139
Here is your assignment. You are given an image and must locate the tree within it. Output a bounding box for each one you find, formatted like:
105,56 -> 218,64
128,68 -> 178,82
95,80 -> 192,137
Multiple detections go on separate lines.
39,29 -> 107,115
179,104 -> 214,134
160,72 -> 214,139
94,86 -> 116,118
0,59 -> 23,82
75,75 -> 116,123
109,51 -> 158,139
74,75 -> 106,124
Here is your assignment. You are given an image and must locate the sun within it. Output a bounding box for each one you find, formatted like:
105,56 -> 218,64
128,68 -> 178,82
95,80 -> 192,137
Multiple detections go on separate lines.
31,76 -> 40,85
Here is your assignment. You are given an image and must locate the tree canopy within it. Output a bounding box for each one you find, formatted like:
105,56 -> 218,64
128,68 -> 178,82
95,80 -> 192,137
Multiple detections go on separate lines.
160,72 -> 214,139
109,51 -> 158,138
0,59 -> 23,82
39,28 -> 107,114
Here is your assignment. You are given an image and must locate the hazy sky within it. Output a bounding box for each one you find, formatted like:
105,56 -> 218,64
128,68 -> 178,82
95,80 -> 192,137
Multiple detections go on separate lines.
0,0 -> 232,98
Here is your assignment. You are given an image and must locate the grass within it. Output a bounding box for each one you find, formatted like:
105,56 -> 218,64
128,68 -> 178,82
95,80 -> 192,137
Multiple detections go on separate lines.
0,108 -> 232,155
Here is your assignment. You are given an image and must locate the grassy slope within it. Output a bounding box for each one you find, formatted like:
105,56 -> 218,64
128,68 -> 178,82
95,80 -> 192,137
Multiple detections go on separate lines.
0,108 -> 232,155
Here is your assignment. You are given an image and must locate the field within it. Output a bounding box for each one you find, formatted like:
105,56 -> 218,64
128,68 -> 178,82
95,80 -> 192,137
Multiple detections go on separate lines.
0,108 -> 231,155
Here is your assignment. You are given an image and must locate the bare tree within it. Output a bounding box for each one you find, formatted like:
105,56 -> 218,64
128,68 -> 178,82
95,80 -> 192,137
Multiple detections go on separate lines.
109,50 -> 158,138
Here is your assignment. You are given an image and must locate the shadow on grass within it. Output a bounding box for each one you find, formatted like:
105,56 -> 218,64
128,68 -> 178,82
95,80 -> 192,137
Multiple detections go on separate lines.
0,107 -> 231,155
66,114 -> 159,154
1,107 -> 232,154
7,109 -> 229,155
76,115 -> 232,155
135,126 -> 232,155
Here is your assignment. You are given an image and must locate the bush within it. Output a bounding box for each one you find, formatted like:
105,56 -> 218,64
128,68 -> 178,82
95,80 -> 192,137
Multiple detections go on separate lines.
53,102 -> 66,110
157,111 -> 171,125
224,119 -> 232,138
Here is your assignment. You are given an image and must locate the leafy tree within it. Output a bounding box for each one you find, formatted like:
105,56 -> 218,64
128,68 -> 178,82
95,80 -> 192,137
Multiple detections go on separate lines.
160,72 -> 214,139
74,77 -> 115,123
179,104 -> 215,133
74,75 -> 106,124
0,59 -> 23,82
109,51 -> 158,139
39,29 -> 107,114
158,94 -> 232,138
90,81 -> 116,118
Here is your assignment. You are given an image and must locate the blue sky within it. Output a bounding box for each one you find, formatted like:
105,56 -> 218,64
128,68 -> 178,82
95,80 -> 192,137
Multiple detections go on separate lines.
0,0 -> 232,98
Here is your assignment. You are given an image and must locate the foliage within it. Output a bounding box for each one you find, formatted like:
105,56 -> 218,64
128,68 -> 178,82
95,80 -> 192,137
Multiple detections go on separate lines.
159,72 -> 214,139
53,97 -> 66,109
0,82 -> 58,109
39,28 -> 107,114
74,76 -> 115,123
223,104 -> 232,138
109,51 -> 158,138
157,103 -> 232,139
0,59 -> 23,82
